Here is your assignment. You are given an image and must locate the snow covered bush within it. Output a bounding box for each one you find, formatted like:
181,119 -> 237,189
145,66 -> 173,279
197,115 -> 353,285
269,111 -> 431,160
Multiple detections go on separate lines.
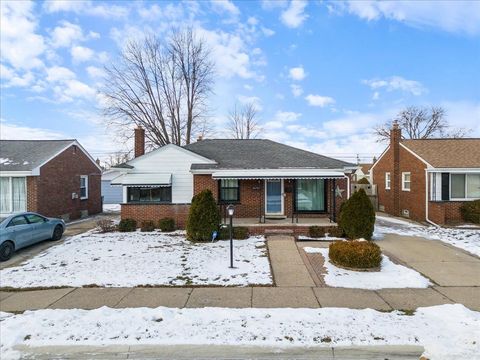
186,190 -> 220,241
329,240 -> 382,269
460,200 -> 480,224
338,188 -> 375,240
118,219 -> 137,232
140,220 -> 155,232
158,218 -> 175,232
96,219 -> 116,233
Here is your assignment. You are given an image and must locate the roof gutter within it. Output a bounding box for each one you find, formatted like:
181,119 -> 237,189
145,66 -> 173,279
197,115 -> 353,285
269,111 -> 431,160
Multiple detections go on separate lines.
425,168 -> 439,227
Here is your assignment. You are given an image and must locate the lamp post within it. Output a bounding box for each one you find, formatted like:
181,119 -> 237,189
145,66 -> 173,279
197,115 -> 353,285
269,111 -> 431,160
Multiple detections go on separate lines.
227,204 -> 235,268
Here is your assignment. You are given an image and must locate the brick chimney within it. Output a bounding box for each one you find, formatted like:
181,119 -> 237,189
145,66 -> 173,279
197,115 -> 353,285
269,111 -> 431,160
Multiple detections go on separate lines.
134,126 -> 145,158
391,121 -> 401,216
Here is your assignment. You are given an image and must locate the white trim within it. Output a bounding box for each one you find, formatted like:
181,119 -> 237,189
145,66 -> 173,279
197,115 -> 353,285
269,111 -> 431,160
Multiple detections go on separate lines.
0,171 -> 32,177
127,144 -> 217,168
265,179 -> 284,216
402,172 -> 411,192
80,175 -> 89,200
212,169 -> 346,179
31,140 -> 102,175
399,143 -> 433,168
385,172 -> 391,190
427,168 -> 480,173
369,145 -> 390,175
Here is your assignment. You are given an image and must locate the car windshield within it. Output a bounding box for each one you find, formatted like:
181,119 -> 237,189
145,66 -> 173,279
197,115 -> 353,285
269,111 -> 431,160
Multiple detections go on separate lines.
0,217 -> 8,227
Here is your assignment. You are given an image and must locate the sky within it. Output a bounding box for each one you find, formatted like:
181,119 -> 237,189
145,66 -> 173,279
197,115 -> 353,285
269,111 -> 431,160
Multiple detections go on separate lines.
1,0 -> 479,165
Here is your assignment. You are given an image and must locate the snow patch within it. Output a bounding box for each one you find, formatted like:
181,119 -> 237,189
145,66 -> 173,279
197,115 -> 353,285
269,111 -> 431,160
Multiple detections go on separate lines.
102,204 -> 121,213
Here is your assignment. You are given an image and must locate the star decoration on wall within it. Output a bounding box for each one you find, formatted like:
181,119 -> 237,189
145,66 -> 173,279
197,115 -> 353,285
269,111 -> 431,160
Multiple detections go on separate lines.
335,185 -> 345,198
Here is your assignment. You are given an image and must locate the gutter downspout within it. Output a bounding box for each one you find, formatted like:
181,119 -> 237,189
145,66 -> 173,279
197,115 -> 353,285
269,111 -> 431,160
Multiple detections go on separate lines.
425,169 -> 439,227
344,175 -> 351,198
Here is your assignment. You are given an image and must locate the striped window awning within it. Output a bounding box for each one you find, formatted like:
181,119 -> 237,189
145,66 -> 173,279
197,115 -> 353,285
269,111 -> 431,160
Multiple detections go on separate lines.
110,173 -> 172,187
211,169 -> 346,180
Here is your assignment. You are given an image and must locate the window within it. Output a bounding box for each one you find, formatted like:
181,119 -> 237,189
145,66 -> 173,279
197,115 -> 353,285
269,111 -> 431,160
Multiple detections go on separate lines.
8,215 -> 28,227
0,177 -> 26,214
295,179 -> 325,212
385,172 -> 391,190
25,214 -> 46,224
219,179 -> 240,203
80,175 -> 88,199
127,187 -> 172,203
402,172 -> 411,191
451,173 -> 480,200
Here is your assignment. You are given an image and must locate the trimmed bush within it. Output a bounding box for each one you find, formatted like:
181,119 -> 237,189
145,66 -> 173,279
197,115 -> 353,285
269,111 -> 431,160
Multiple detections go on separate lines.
158,218 -> 176,232
96,219 -> 116,233
118,218 -> 137,232
186,190 -> 221,241
338,188 -> 375,240
329,241 -> 382,269
327,226 -> 345,238
218,226 -> 249,240
460,200 -> 480,224
140,220 -> 155,232
309,226 -> 325,238
357,177 -> 370,185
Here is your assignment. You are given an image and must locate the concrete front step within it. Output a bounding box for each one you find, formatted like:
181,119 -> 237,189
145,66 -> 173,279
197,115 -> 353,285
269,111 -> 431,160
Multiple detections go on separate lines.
264,229 -> 294,236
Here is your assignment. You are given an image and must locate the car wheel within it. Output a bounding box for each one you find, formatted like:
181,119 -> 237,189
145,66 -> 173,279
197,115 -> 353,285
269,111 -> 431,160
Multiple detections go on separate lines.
52,225 -> 63,241
0,241 -> 14,262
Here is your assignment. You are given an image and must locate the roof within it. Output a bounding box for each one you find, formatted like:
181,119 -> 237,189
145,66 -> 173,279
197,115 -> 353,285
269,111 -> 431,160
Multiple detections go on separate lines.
402,138 -> 480,168
183,139 -> 353,170
359,163 -> 373,174
0,140 -> 76,172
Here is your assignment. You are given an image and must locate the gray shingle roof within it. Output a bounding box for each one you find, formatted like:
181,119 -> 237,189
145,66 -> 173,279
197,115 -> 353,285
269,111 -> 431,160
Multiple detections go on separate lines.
184,139 -> 353,170
0,140 -> 76,172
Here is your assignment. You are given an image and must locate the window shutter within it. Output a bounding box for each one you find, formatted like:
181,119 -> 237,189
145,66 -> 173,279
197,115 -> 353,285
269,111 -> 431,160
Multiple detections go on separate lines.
441,173 -> 450,201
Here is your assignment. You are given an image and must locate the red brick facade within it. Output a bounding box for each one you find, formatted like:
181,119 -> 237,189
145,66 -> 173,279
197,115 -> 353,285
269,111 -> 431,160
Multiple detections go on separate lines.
26,144 -> 102,221
121,204 -> 190,228
428,201 -> 464,225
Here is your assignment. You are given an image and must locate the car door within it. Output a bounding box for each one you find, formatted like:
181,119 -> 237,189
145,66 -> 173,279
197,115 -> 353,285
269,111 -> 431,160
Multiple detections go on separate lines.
7,215 -> 33,248
25,214 -> 52,242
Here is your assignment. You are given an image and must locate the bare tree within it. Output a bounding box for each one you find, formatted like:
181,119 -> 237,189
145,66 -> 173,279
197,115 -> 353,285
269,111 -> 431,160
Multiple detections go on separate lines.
228,102 -> 261,139
374,106 -> 469,141
103,151 -> 131,169
101,28 -> 214,147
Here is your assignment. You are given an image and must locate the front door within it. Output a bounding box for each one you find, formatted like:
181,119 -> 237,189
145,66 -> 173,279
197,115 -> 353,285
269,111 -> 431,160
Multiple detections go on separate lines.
265,179 -> 283,215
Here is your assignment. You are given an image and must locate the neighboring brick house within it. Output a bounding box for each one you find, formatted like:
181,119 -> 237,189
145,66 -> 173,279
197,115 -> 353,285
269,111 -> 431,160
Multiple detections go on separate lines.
0,140 -> 102,221
371,122 -> 480,225
111,127 -> 355,229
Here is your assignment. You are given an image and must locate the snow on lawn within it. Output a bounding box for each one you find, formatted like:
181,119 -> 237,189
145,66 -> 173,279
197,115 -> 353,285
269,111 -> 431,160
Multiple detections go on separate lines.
375,215 -> 480,257
1,304 -> 479,360
0,231 -> 272,288
304,247 -> 431,289
102,204 -> 121,213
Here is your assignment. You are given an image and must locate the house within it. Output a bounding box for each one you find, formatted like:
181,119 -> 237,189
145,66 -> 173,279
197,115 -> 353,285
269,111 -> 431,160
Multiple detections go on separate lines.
101,169 -> 123,204
111,127 -> 355,233
0,140 -> 102,220
371,122 -> 480,225
353,163 -> 373,183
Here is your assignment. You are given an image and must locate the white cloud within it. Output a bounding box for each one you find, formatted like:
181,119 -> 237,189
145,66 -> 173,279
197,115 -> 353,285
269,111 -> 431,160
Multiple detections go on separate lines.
43,0 -> 128,18
211,0 -> 240,15
372,91 -> 380,100
363,76 -> 427,96
71,46 -> 95,63
86,66 -> 105,79
291,84 -> 303,97
288,66 -> 306,81
305,94 -> 336,107
46,66 -> 76,83
50,21 -> 83,48
261,27 -> 275,37
0,119 -> 67,140
281,0 -> 308,28
44,66 -> 96,102
338,1 -> 480,35
243,84 -> 253,91
237,95 -> 263,111
262,0 -> 288,10
0,1 -> 45,69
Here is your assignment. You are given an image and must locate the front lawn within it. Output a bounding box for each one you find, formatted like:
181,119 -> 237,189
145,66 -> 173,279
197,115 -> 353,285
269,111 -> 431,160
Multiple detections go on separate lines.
0,231 -> 272,288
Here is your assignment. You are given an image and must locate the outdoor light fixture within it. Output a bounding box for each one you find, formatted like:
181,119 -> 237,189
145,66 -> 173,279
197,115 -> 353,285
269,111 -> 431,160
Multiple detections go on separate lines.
227,204 -> 235,268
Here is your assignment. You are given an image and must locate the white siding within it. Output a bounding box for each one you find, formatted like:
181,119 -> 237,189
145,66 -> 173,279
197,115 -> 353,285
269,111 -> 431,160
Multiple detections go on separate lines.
125,145 -> 214,204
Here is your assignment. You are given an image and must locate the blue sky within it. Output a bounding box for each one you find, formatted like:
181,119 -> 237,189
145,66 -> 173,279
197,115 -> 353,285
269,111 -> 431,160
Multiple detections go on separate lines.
1,0 -> 479,164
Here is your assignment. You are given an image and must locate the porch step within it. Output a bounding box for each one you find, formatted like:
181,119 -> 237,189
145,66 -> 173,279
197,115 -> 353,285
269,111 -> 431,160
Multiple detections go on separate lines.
264,229 -> 294,236
264,215 -> 288,220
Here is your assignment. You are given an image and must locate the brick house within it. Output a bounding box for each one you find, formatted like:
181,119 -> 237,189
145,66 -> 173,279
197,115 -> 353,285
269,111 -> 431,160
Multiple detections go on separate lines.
0,140 -> 102,221
111,128 -> 355,232
371,123 -> 480,225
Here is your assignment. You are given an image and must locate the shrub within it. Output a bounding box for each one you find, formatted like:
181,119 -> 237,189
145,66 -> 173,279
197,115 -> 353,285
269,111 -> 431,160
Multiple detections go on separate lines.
218,226 -> 249,240
329,241 -> 382,269
96,219 -> 116,233
158,218 -> 176,232
326,226 -> 345,238
309,226 -> 325,238
140,220 -> 155,232
118,218 -> 137,232
186,190 -> 220,241
357,177 -> 370,185
338,188 -> 375,240
460,200 -> 480,224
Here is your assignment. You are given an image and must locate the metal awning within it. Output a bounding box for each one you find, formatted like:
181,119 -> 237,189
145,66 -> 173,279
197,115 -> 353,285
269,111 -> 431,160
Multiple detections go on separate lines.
212,169 -> 346,180
110,173 -> 172,187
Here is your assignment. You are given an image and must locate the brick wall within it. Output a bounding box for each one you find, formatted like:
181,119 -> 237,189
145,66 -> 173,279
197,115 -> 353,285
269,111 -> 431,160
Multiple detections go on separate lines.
121,203 -> 190,228
428,201 -> 465,225
26,176 -> 38,212
34,144 -> 102,220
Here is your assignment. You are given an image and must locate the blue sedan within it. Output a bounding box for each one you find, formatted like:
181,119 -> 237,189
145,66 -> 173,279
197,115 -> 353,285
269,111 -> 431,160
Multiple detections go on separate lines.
0,212 -> 65,261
